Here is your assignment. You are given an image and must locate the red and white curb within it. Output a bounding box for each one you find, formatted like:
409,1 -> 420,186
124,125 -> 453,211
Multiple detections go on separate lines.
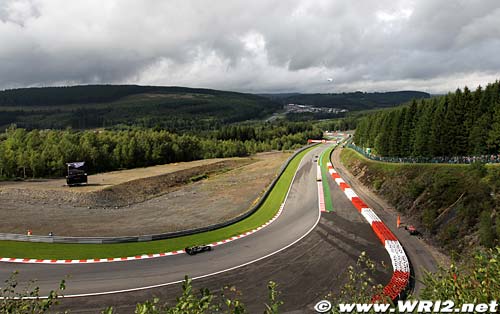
327,162 -> 410,300
317,165 -> 326,212
317,182 -> 326,212
0,203 -> 286,265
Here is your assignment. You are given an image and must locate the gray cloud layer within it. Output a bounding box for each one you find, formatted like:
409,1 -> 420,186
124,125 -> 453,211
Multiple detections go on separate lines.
1,0 -> 499,93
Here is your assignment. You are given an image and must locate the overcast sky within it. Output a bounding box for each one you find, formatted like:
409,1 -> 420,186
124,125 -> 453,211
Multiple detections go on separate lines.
1,0 -> 499,94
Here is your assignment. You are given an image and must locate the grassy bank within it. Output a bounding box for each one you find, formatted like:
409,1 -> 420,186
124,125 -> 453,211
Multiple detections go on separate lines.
320,145 -> 335,212
0,146 -> 315,259
340,148 -> 500,251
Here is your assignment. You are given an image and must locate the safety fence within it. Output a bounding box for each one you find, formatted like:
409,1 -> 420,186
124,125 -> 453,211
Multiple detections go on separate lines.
0,143 -> 319,244
348,143 -> 500,164
326,161 -> 410,301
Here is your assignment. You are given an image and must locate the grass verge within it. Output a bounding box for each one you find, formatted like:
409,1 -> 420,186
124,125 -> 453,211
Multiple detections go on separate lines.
0,146 -> 315,260
320,145 -> 335,212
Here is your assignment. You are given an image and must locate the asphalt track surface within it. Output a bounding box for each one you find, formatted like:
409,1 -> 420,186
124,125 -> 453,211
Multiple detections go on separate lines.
0,145 -> 393,313
331,147 -> 438,295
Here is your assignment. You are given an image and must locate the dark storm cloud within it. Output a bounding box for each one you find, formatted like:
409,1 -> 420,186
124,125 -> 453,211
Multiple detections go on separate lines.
0,0 -> 499,93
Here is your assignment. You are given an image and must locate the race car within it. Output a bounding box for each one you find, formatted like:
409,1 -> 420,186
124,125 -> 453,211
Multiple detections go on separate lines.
185,245 -> 212,255
406,225 -> 419,236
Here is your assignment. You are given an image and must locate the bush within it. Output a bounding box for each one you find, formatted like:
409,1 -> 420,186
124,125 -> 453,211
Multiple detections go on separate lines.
479,211 -> 496,248
407,181 -> 426,199
0,272 -> 65,314
470,161 -> 487,178
420,248 -> 500,303
372,179 -> 383,191
101,276 -> 283,314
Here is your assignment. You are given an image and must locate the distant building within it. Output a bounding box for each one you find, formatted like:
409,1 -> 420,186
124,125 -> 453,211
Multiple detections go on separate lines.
285,103 -> 348,114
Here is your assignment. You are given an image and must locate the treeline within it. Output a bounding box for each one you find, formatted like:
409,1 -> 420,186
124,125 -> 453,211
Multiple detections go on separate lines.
354,81 -> 500,157
263,90 -> 430,111
0,122 -> 322,178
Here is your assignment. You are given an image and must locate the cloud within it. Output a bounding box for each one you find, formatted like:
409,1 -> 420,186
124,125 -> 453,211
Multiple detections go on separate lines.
0,0 -> 499,93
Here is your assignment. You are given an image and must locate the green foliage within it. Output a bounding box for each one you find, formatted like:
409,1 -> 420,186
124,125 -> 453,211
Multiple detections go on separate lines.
420,248 -> 500,304
479,211 -> 496,248
0,85 -> 281,130
407,180 -> 426,199
440,224 -> 460,246
264,91 -> 430,111
497,215 -> 500,240
190,174 -> 209,182
103,275 -> 282,313
0,122 -> 322,179
354,81 -> 500,158
372,179 -> 383,191
316,116 -> 358,131
422,207 -> 438,231
0,272 -> 65,314
263,281 -> 283,314
470,161 -> 487,178
327,252 -> 387,313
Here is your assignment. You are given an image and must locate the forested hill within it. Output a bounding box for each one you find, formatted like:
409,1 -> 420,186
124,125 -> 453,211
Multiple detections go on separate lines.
354,81 -> 500,157
0,85 -> 281,130
261,91 -> 430,111
0,85 -> 259,106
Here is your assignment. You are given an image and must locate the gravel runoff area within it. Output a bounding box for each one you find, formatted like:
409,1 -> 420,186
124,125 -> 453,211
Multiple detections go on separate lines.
0,151 -> 290,237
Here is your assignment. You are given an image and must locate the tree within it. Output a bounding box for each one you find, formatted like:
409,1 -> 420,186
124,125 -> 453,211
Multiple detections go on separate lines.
487,102 -> 500,153
479,210 -> 496,248
430,97 -> 448,156
444,89 -> 468,155
413,100 -> 434,157
400,100 -> 417,156
388,109 -> 404,156
0,272 -> 65,314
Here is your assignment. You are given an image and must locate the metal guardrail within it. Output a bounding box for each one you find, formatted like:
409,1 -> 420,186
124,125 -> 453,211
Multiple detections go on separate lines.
348,143 -> 500,164
0,144 -> 318,244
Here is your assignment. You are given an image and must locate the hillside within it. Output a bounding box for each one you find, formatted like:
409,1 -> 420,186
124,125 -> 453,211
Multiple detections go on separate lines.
0,85 -> 281,130
261,91 -> 430,111
340,148 -> 500,251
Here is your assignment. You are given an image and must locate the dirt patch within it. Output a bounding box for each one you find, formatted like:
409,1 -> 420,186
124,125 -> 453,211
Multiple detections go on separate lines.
0,152 -> 290,236
0,159 -> 250,208
0,158 -> 235,193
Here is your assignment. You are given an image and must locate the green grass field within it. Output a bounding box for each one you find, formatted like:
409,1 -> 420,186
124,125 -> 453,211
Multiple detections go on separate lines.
0,146 -> 314,260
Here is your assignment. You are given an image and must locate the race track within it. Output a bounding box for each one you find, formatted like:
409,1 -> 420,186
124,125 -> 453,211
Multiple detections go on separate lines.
0,145 -> 400,312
